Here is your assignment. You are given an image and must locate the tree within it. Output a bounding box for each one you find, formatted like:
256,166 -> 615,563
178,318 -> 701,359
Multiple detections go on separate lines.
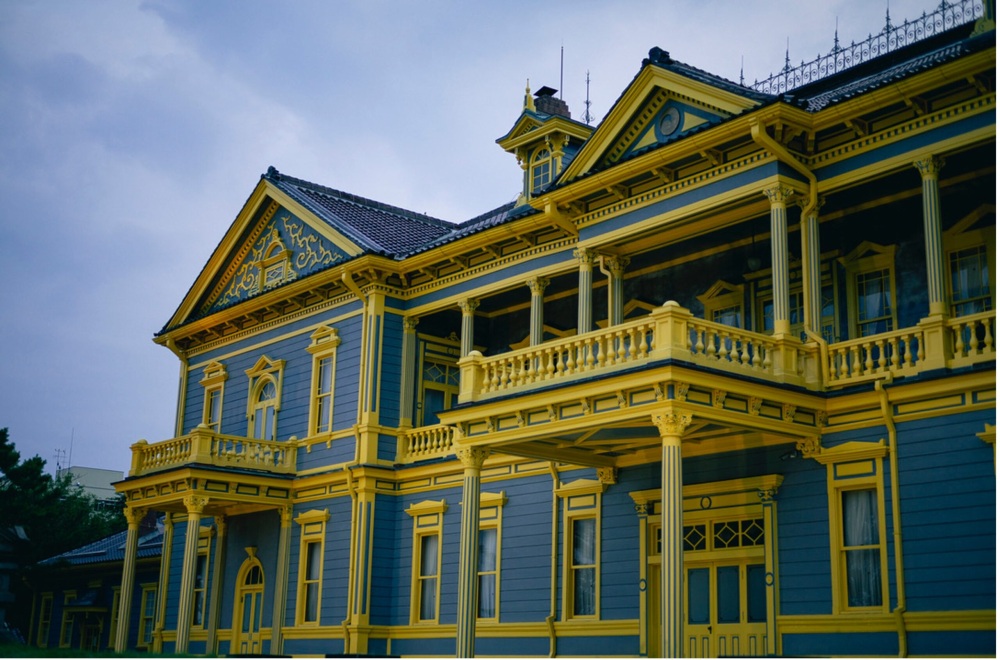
0,428 -> 127,638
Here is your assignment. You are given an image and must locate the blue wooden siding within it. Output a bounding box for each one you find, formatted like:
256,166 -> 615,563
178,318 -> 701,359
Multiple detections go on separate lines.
894,409 -> 995,612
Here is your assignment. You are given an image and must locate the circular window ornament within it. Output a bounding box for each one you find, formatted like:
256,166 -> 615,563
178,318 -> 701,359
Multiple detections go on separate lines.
659,106 -> 681,137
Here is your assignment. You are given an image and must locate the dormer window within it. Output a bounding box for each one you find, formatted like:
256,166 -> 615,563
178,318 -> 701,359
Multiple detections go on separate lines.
531,149 -> 552,193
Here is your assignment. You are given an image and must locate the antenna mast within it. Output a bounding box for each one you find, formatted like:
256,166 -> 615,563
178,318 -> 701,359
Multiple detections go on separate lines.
560,45 -> 564,100
583,70 -> 594,125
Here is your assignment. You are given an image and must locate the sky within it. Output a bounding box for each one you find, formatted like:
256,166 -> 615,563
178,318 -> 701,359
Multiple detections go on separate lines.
0,0 -> 949,476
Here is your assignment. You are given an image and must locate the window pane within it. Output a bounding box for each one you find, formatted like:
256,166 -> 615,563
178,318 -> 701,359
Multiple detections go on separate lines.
573,518 -> 596,565
478,574 -> 495,619
305,583 -> 319,622
842,489 -> 879,546
687,567 -> 709,624
478,528 -> 496,572
846,549 -> 882,607
318,357 -> 333,394
420,535 -> 438,577
746,564 -> 767,623
716,565 -> 740,623
573,567 -> 595,615
316,396 -> 331,433
306,542 -> 322,580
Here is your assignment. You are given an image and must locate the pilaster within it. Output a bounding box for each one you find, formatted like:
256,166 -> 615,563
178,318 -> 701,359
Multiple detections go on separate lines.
270,507 -> 293,655
399,317 -> 419,427
346,474 -> 378,655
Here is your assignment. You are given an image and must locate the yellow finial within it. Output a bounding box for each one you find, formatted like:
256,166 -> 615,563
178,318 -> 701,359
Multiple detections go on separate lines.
524,78 -> 535,112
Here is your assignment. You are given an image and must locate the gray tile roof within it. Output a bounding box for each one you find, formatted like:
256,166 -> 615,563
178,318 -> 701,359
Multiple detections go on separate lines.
39,524 -> 163,567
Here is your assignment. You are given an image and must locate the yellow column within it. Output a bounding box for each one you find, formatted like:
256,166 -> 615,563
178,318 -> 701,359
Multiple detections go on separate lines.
798,197 -> 825,335
458,299 -> 479,358
455,447 -> 490,658
913,156 -> 948,317
270,507 -> 293,655
114,506 -> 147,653
175,495 -> 207,653
653,409 -> 691,659
763,186 -> 795,336
205,515 -> 227,655
574,248 -> 596,334
347,474 -> 377,655
151,515 -> 174,653
603,255 -> 630,327
527,277 -> 550,346
399,317 -> 419,427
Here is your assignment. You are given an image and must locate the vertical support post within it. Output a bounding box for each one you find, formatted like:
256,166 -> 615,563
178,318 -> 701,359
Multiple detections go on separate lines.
633,500 -> 650,657
914,156 -> 948,317
347,476 -> 377,655
758,486 -> 780,656
399,317 -> 419,428
455,447 -> 490,658
270,507 -> 292,655
115,506 -> 147,653
574,248 -> 596,334
604,255 -> 630,327
653,409 -> 691,660
205,515 -> 227,656
458,299 -> 480,358
798,197 -> 824,335
151,515 -> 174,653
763,186 -> 795,336
527,277 -> 550,346
175,495 -> 207,654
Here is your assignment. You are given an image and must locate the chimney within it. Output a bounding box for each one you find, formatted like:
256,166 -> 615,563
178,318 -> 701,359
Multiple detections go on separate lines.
534,86 -> 571,119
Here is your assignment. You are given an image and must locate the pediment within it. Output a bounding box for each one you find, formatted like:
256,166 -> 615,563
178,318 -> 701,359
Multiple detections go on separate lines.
163,177 -> 365,331
560,63 -> 762,182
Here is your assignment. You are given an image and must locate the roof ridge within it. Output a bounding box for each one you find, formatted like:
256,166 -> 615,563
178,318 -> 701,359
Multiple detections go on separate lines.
264,166 -> 456,229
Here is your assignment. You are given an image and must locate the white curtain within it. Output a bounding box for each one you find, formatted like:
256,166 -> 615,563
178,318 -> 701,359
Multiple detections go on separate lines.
843,489 -> 882,607
478,528 -> 497,618
419,535 -> 438,620
573,519 -> 596,616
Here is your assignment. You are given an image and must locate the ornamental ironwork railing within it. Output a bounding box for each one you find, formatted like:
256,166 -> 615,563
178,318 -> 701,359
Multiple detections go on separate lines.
751,0 -> 984,94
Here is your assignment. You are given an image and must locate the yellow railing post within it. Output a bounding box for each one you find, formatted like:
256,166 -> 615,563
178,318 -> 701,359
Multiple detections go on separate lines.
189,424 -> 215,464
458,350 -> 484,403
917,314 -> 951,371
129,439 -> 148,476
650,300 -> 693,359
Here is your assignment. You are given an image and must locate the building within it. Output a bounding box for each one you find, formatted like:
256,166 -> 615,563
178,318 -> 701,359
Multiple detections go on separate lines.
29,1 -> 995,656
57,466 -> 125,506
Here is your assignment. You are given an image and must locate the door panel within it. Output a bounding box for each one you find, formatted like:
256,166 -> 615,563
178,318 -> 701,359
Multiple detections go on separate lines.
684,561 -> 767,658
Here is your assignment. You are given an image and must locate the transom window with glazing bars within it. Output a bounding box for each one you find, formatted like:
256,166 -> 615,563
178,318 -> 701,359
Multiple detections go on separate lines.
683,518 -> 765,552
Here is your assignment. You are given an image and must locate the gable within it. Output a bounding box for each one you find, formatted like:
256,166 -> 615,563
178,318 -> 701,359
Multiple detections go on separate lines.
198,202 -> 352,316
560,58 -> 765,183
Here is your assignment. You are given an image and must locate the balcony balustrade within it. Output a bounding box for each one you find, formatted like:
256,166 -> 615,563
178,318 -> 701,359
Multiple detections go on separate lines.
129,425 -> 297,477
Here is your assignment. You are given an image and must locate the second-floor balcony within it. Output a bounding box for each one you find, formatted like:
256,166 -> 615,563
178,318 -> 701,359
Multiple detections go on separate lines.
129,425 -> 297,478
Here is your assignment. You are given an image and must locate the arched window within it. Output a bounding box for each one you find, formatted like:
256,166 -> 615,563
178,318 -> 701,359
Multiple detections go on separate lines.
251,378 -> 277,440
531,149 -> 552,193
245,356 -> 284,441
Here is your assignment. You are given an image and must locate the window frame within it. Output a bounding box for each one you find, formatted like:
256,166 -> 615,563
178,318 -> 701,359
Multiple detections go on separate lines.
943,207 -> 995,317
839,242 -> 897,339
531,148 -> 553,194
816,441 -> 890,614
405,500 -> 447,624
476,491 -> 507,621
36,592 -> 53,647
199,361 -> 228,433
191,530 -> 212,629
306,326 -> 341,437
698,281 -> 745,329
556,479 -> 606,620
416,336 -> 461,427
245,356 -> 285,441
58,591 -> 76,648
137,584 -> 157,649
107,587 -> 120,648
294,509 -> 330,626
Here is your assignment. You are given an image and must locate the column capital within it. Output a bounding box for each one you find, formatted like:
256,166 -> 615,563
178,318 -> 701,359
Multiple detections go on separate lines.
455,446 -> 490,470
574,247 -> 597,266
183,495 -> 209,515
278,505 -> 293,527
604,254 -> 631,276
796,195 -> 826,214
526,277 -> 550,295
762,185 -> 796,206
653,410 -> 692,437
457,298 -> 480,315
913,155 -> 945,179
124,506 -> 148,527
403,316 -> 419,332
